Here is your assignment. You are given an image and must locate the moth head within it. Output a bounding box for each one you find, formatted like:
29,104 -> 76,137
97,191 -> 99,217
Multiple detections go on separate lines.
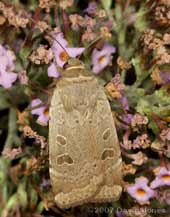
64,58 -> 84,70
58,58 -> 91,79
49,34 -> 101,79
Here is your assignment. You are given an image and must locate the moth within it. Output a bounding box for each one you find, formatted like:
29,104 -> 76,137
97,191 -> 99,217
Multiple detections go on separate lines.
49,59 -> 123,209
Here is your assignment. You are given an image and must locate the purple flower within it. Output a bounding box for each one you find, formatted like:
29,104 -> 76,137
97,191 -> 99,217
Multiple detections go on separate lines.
126,177 -> 155,204
52,33 -> 85,68
84,2 -> 97,15
120,114 -> 133,130
159,71 -> 170,83
92,43 -> 116,74
31,98 -> 49,126
122,114 -> 133,125
160,128 -> 170,141
0,45 -> 17,88
119,95 -> 129,111
40,178 -> 51,190
18,70 -> 28,85
115,211 -> 126,217
48,63 -> 60,78
151,167 -> 170,189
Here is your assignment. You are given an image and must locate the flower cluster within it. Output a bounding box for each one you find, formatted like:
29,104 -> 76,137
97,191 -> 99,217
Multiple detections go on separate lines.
0,2 -> 29,28
31,98 -> 49,126
29,46 -> 53,65
126,166 -> 170,204
126,177 -> 155,205
0,45 -> 17,88
47,33 -> 85,78
51,33 -> 85,68
92,43 -> 116,74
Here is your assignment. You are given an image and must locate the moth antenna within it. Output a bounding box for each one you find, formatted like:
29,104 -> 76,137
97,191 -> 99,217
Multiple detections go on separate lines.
30,17 -> 102,61
79,36 -> 102,59
47,33 -> 70,57
48,34 -> 102,58
26,102 -> 46,112
84,36 -> 102,52
29,17 -> 70,57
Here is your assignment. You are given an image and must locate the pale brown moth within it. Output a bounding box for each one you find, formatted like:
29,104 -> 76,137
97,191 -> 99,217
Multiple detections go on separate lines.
49,58 -> 123,209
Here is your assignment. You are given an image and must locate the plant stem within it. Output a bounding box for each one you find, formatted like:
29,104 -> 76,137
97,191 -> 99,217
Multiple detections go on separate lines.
4,107 -> 18,148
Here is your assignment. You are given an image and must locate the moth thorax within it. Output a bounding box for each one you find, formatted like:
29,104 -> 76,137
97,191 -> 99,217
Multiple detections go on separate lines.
66,65 -> 85,71
65,58 -> 85,71
62,59 -> 91,79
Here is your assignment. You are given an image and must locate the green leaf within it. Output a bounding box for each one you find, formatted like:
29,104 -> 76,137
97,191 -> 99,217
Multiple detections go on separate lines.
135,7 -> 148,31
134,88 -> 170,118
29,188 -> 38,207
132,57 -> 151,87
115,4 -> 122,21
5,194 -> 18,211
124,86 -> 145,108
0,88 -> 10,110
101,0 -> 111,11
19,47 -> 30,67
17,184 -> 28,208
0,170 -> 5,185
36,201 -> 44,214
136,99 -> 152,115
148,119 -> 160,135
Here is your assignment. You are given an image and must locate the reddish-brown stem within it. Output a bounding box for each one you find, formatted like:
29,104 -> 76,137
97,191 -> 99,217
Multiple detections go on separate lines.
62,10 -> 69,35
149,113 -> 166,130
32,7 -> 41,29
123,129 -> 131,140
28,81 -> 51,95
159,153 -> 166,167
23,7 -> 41,47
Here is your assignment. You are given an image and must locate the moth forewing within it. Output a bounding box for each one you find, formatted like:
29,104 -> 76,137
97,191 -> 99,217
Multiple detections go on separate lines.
49,62 -> 123,209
